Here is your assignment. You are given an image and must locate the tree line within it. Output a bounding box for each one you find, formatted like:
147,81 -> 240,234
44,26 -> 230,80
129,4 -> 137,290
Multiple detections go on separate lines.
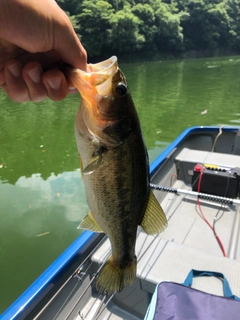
57,0 -> 240,60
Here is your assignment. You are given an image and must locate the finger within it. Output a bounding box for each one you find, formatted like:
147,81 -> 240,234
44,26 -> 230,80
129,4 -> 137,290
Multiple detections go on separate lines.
17,50 -> 61,71
1,51 -> 61,88
56,34 -> 87,71
2,60 -> 29,102
22,62 -> 47,102
53,13 -> 87,71
68,87 -> 78,95
42,69 -> 69,101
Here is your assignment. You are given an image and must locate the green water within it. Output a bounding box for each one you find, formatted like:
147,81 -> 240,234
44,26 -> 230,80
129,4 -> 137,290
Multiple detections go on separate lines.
1,56 -> 240,312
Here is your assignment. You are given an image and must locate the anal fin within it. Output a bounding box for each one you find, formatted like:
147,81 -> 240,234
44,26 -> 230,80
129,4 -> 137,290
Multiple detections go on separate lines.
140,189 -> 167,235
78,210 -> 103,233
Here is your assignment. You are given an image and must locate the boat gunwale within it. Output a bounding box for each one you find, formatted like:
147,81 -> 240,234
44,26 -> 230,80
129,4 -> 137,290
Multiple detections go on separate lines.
1,125 -> 239,320
150,125 -> 239,177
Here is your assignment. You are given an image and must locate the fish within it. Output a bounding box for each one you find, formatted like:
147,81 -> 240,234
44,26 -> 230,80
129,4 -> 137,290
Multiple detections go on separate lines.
65,56 -> 167,295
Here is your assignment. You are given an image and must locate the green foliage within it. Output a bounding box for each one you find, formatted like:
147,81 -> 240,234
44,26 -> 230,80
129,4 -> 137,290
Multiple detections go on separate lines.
57,0 -> 240,59
178,0 -> 232,51
56,0 -> 83,15
225,0 -> 240,50
132,3 -> 156,47
153,1 -> 184,52
109,8 -> 145,53
77,0 -> 114,56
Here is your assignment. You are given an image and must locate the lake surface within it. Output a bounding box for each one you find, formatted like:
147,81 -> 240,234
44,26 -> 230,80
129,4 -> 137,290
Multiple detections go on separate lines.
1,56 -> 240,312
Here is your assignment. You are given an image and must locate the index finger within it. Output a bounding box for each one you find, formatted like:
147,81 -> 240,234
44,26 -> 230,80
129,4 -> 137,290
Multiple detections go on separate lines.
53,14 -> 87,71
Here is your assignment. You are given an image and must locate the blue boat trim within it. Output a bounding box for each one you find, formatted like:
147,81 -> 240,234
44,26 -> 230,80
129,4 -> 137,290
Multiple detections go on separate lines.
1,126 -> 239,320
150,126 -> 239,177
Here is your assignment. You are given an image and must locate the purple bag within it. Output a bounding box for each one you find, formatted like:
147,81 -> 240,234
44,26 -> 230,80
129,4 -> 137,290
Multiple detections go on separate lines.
144,270 -> 240,320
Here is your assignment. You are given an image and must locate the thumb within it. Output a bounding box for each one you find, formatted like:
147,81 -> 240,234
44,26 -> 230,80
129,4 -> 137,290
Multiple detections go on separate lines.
53,13 -> 87,71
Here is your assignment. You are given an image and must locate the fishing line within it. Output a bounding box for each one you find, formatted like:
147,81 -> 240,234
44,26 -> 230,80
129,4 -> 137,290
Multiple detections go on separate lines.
63,265 -> 103,320
57,236 -> 109,320
93,292 -> 115,320
92,294 -> 107,319
212,125 -> 223,152
82,293 -> 107,320
64,249 -> 112,320
138,232 -> 166,263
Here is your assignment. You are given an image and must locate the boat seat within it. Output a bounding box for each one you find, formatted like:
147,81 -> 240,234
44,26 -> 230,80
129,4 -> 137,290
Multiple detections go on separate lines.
92,232 -> 240,296
136,233 -> 240,296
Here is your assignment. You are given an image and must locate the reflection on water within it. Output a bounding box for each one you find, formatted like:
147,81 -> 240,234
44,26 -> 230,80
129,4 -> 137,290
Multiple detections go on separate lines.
0,170 -> 87,311
0,94 -> 81,185
3,170 -> 87,225
1,55 -> 240,312
124,56 -> 240,150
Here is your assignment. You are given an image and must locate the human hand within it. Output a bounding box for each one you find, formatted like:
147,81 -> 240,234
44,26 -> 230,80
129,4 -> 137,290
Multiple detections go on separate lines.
0,0 -> 87,102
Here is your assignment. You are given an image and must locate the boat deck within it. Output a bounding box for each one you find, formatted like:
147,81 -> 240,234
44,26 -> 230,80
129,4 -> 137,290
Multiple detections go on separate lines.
155,179 -> 239,259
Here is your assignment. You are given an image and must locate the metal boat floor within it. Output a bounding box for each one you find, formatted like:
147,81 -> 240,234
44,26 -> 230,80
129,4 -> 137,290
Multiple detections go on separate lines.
76,296 -> 140,320
157,179 -> 239,258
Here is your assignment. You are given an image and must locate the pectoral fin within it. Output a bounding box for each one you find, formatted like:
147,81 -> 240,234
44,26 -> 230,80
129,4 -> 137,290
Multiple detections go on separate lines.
83,153 -> 102,175
83,144 -> 106,175
140,189 -> 167,235
78,210 -> 103,232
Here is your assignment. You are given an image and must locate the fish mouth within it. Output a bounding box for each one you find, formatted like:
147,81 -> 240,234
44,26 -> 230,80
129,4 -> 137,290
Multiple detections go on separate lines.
70,56 -> 118,99
88,56 -> 118,96
87,56 -> 118,75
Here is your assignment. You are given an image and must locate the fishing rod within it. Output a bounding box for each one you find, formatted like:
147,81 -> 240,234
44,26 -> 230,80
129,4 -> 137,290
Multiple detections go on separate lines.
150,183 -> 240,206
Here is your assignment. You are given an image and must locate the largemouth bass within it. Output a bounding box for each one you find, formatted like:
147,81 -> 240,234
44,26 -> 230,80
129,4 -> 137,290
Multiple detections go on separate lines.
67,56 -> 167,295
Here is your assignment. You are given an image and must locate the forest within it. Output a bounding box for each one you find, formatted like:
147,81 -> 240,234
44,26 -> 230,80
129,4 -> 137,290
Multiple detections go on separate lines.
57,0 -> 240,60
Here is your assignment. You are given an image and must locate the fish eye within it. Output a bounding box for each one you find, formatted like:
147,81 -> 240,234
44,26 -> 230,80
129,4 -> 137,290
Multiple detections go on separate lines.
116,83 -> 127,96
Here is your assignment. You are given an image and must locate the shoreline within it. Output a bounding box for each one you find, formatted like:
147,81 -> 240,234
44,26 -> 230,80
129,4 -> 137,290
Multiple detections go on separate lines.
89,49 -> 240,64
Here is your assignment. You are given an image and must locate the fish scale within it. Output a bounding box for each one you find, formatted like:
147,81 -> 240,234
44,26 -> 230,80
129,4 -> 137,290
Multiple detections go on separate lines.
65,56 -> 167,295
87,136 -> 147,263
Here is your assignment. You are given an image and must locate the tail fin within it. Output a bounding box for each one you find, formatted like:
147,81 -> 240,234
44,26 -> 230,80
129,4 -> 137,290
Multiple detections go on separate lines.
96,257 -> 137,295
